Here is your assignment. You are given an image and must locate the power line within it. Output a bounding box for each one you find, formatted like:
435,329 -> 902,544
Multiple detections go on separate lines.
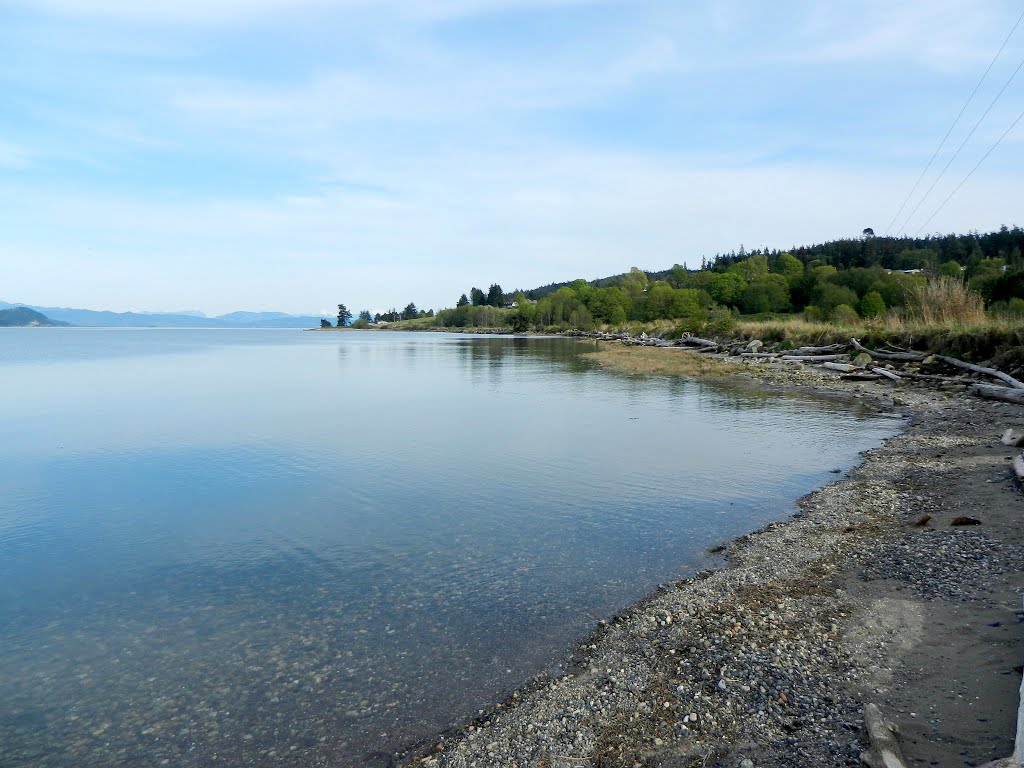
897,51 -> 1024,234
884,7 -> 1024,235
914,104 -> 1024,236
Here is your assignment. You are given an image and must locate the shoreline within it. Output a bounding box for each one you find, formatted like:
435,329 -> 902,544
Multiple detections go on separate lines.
391,345 -> 1023,768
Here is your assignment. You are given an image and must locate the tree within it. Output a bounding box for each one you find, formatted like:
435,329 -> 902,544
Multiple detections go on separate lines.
742,275 -> 790,314
456,293 -> 470,307
320,318 -> 333,328
487,283 -> 505,306
707,272 -> 747,306
859,291 -> 886,318
773,252 -> 804,282
939,260 -> 963,278
401,302 -> 418,320
470,287 -> 486,306
337,304 -> 352,327
729,254 -> 769,283
357,310 -> 373,323
863,227 -> 875,238
510,308 -> 531,333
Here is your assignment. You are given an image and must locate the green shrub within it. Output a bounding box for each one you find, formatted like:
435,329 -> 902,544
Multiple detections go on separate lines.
803,305 -> 827,322
831,304 -> 860,324
859,291 -> 886,319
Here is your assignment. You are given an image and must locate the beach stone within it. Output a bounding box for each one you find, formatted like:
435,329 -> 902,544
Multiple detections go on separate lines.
746,340 -> 763,353
853,352 -> 872,367
950,516 -> 982,526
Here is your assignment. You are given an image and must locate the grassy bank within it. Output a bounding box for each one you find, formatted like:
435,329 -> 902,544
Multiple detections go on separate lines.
730,316 -> 1024,369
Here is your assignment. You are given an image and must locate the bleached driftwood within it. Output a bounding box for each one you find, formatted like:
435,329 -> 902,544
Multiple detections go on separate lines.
936,355 -> 1024,390
974,384 -> 1024,405
677,336 -> 719,348
871,367 -> 902,383
822,362 -> 857,373
794,343 -> 849,354
740,352 -> 781,358
1014,453 -> 1024,485
851,339 -> 927,362
861,703 -> 909,768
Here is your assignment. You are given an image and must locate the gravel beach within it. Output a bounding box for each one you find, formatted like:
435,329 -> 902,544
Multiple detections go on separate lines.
395,347 -> 1024,768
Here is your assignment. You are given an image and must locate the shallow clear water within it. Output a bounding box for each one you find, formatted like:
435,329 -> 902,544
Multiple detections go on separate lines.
0,329 -> 897,766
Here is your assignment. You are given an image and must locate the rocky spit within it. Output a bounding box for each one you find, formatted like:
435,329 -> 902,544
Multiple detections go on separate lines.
394,357 -> 1024,768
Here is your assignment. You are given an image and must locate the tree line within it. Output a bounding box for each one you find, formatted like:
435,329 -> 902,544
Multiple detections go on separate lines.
324,303 -> 435,328
328,227 -> 1024,331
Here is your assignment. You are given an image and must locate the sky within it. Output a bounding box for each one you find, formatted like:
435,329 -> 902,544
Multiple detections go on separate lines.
2,0 -> 1023,316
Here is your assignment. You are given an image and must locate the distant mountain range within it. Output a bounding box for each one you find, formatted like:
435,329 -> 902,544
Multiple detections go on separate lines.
0,300 -> 328,328
0,306 -> 70,327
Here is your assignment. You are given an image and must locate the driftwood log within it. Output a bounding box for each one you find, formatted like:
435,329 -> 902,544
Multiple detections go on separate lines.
677,336 -> 719,348
935,355 -> 1024,390
851,339 -> 927,362
973,384 -> 1024,405
794,343 -> 849,354
822,362 -> 857,373
861,704 -> 910,768
870,366 -> 902,383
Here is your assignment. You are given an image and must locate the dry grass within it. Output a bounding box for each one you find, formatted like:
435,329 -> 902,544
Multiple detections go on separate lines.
730,314 -> 1024,369
583,343 -> 730,378
906,276 -> 986,325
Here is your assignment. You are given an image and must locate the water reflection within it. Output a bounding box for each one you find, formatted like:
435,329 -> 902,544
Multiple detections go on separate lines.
0,330 -> 897,767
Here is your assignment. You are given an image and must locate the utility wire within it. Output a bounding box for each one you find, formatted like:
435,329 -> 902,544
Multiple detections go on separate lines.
897,51 -> 1024,235
914,104 -> 1024,236
884,7 -> 1024,236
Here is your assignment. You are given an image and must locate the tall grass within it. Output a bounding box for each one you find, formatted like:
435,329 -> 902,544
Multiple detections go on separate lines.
906,276 -> 986,325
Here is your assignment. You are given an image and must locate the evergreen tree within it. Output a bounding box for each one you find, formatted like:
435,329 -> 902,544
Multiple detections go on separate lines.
456,293 -> 470,307
337,304 -> 352,327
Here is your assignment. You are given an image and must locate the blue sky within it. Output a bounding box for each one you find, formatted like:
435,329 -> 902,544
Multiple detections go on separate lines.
2,0 -> 1023,315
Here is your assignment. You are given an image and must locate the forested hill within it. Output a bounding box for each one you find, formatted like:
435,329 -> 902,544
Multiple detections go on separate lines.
0,307 -> 68,327
524,227 -> 1024,301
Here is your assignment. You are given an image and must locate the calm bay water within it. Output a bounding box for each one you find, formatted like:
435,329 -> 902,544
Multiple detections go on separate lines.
0,329 -> 897,766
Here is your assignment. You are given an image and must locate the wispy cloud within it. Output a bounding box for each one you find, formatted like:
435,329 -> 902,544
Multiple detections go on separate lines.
2,0 -> 1022,313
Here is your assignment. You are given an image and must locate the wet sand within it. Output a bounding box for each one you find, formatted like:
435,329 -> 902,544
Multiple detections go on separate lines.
395,345 -> 1024,768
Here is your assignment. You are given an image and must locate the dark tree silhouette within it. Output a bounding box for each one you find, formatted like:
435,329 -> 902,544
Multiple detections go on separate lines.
337,304 -> 352,326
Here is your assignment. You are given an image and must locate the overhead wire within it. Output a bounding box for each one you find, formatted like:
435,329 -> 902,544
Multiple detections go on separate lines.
897,51 -> 1024,234
883,7 -> 1024,236
914,104 -> 1024,236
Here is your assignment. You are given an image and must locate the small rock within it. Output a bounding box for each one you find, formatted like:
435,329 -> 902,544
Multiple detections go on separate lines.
950,516 -> 981,526
912,514 -> 931,527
